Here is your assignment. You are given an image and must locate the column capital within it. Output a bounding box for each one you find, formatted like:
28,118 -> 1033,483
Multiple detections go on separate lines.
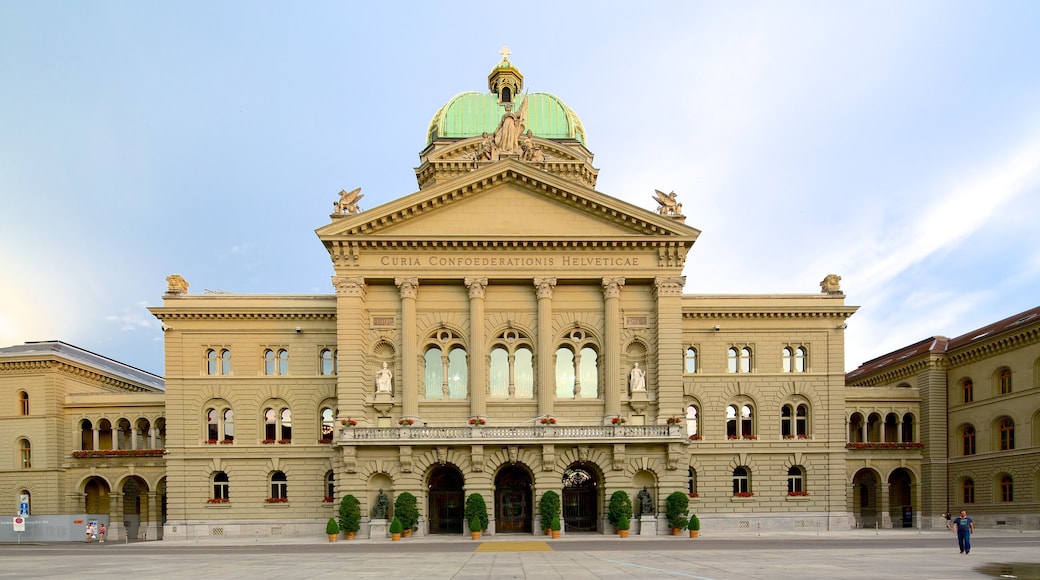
602,277 -> 626,299
534,277 -> 557,299
465,277 -> 488,299
654,276 -> 685,297
332,276 -> 366,296
395,277 -> 419,299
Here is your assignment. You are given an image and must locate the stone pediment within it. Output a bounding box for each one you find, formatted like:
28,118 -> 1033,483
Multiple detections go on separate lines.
318,159 -> 699,241
317,160 -> 700,273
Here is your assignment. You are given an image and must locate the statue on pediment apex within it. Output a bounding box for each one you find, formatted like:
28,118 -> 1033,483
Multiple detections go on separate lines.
653,190 -> 683,216
165,274 -> 189,295
334,187 -> 363,215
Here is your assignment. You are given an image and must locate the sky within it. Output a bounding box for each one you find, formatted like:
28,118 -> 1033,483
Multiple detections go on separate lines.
2,1 -> 1039,378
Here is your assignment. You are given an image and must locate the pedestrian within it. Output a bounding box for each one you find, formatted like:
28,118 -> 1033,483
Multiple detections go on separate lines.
85,522 -> 92,543
952,509 -> 974,554
99,523 -> 106,543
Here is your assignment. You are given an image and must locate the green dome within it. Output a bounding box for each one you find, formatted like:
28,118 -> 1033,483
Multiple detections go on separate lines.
426,91 -> 586,146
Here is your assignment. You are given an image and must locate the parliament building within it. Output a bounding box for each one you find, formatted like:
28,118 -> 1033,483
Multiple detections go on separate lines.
2,56 -> 1037,541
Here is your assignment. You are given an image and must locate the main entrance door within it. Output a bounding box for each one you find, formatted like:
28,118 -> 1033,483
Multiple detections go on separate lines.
562,465 -> 598,532
495,466 -> 532,534
428,466 -> 464,534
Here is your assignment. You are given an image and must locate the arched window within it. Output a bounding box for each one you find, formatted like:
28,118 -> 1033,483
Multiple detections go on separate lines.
264,349 -> 275,375
447,347 -> 468,399
263,406 -> 292,443
684,347 -> 697,373
726,403 -> 755,439
732,467 -> 750,495
424,347 -> 444,398
204,403 -> 234,443
325,470 -> 335,501
213,472 -> 230,501
998,368 -> 1012,395
685,405 -> 699,438
999,417 -> 1015,451
206,348 -> 231,376
555,347 -> 576,397
728,347 -> 753,373
781,403 -> 810,438
794,347 -> 807,372
787,466 -> 805,494
320,407 -> 335,442
19,439 -> 31,469
489,330 -> 534,399
555,331 -> 600,399
19,490 -> 31,515
223,410 -> 234,442
962,478 -> 974,504
999,475 -> 1013,502
962,379 -> 973,403
18,391 -> 29,415
270,471 -> 288,501
962,425 -> 976,456
206,409 -> 219,441
320,348 -> 336,376
901,412 -> 914,442
688,468 -> 698,496
263,349 -> 289,376
423,330 -> 469,399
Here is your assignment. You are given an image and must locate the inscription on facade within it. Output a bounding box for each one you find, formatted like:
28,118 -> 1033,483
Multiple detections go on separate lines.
372,316 -> 395,328
379,255 -> 641,267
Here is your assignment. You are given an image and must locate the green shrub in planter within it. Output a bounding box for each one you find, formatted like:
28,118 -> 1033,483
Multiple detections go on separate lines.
394,491 -> 419,532
325,517 -> 339,535
665,491 -> 690,530
389,516 -> 403,534
608,490 -> 633,529
688,514 -> 700,531
338,494 -> 361,534
539,490 -> 560,530
469,516 -> 482,535
464,493 -> 488,532
616,512 -> 631,531
550,515 -> 561,532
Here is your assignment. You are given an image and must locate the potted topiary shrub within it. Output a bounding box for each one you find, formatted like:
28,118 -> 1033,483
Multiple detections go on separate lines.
688,513 -> 700,538
550,514 -> 561,539
617,512 -> 631,538
608,490 -> 633,535
666,491 -> 690,535
464,493 -> 488,537
394,491 -> 419,537
389,516 -> 403,541
325,517 -> 339,542
539,490 -> 561,536
338,494 -> 361,540
469,516 -> 482,540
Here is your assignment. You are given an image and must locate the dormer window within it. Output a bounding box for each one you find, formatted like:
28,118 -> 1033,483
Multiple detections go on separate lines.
501,87 -> 512,103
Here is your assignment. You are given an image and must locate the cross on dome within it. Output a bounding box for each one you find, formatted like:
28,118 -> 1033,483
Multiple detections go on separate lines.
499,45 -> 511,61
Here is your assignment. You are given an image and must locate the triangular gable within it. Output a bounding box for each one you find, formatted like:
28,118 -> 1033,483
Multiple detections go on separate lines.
316,159 -> 700,243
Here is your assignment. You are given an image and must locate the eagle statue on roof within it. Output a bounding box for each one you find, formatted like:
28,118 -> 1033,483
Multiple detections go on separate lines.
653,190 -> 683,216
334,187 -> 364,215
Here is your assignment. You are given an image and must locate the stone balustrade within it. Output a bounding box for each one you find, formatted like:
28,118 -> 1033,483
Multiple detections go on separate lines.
338,424 -> 683,444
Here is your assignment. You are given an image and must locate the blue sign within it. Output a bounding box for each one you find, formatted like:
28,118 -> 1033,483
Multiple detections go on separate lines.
18,502 -> 29,516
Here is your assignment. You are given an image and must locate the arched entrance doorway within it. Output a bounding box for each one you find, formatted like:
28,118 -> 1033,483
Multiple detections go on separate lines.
84,477 -> 110,514
122,476 -> 149,539
852,468 -> 879,528
495,465 -> 532,533
428,465 -> 464,534
562,465 -> 599,532
889,468 -> 914,528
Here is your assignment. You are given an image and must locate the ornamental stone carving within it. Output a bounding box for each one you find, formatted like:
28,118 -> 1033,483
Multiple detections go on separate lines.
333,276 -> 366,296
534,277 -> 557,299
820,274 -> 843,295
334,187 -> 363,215
165,274 -> 189,295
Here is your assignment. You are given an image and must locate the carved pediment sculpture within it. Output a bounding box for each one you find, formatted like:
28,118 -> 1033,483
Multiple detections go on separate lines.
653,189 -> 683,217
334,187 -> 364,215
494,98 -> 527,154
165,274 -> 189,295
820,274 -> 843,295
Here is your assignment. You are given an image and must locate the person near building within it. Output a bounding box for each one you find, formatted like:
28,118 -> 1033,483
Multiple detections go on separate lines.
952,510 -> 974,554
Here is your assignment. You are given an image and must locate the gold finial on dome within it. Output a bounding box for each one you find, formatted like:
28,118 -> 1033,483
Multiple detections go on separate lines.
499,45 -> 511,61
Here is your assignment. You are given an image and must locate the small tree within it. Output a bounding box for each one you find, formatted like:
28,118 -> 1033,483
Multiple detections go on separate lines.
665,491 -> 690,530
464,493 -> 488,532
394,491 -> 419,531
469,516 -> 482,536
389,516 -> 403,534
617,511 -> 631,531
550,514 -> 561,532
688,513 -> 700,531
338,494 -> 361,534
539,490 -> 561,530
608,490 -> 633,529
325,517 -> 340,535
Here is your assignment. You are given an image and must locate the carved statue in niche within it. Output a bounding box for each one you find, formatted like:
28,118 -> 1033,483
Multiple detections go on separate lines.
653,189 -> 683,216
637,486 -> 654,515
375,362 -> 393,393
629,363 -> 646,393
334,187 -> 363,215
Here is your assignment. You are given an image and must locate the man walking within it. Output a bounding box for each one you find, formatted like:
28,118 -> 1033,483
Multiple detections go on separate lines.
952,510 -> 974,554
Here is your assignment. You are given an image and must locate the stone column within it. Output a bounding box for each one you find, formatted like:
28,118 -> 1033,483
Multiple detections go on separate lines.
654,277 -> 685,420
466,277 -> 488,419
534,278 -> 557,417
602,277 -> 625,419
396,277 -> 420,419
93,427 -> 100,451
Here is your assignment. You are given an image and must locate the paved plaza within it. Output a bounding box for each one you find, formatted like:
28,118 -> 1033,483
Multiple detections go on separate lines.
2,529 -> 1039,579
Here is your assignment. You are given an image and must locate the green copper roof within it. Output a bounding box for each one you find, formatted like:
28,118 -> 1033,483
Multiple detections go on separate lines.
426,92 -> 586,146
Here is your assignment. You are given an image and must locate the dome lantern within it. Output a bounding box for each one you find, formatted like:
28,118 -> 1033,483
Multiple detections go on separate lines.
488,45 -> 523,104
